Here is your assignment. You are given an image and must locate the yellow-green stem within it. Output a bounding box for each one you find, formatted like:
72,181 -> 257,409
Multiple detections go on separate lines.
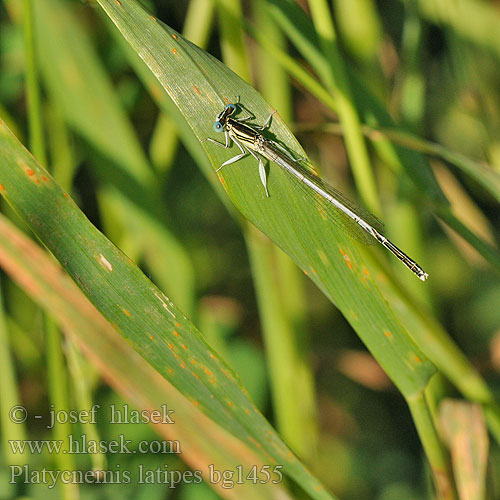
23,0 -> 46,165
0,280 -> 28,467
46,316 -> 79,500
308,0 -> 380,214
407,390 -> 456,500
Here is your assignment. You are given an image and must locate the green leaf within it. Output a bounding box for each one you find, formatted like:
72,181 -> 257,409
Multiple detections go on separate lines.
0,118 -> 333,498
0,213 -> 289,500
95,0 -> 435,397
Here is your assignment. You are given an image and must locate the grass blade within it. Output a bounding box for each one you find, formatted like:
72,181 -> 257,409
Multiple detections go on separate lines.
0,213 -> 291,500
0,117 -> 334,498
95,0 -> 435,394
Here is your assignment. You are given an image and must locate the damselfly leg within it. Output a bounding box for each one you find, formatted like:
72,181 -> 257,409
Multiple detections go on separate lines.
253,110 -> 276,131
203,132 -> 269,196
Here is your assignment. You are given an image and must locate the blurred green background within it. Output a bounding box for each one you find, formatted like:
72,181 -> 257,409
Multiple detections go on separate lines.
1,0 -> 500,499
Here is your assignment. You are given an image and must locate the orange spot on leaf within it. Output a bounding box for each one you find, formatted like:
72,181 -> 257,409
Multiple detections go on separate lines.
210,353 -> 216,359
173,331 -> 179,337
193,85 -> 200,94
171,33 -> 177,40
175,322 -> 181,327
339,248 -> 353,269
384,330 -> 392,338
114,0 -> 121,5
181,344 -> 187,350
0,184 -> 5,191
123,309 -> 131,317
26,169 -> 35,176
172,48 -> 178,55
168,343 -> 174,350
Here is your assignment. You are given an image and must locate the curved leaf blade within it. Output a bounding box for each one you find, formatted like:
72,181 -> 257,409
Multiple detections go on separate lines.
0,119 -> 333,498
95,0 -> 435,396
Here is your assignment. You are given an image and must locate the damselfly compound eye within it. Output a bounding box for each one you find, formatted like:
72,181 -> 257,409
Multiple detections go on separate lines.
214,121 -> 223,132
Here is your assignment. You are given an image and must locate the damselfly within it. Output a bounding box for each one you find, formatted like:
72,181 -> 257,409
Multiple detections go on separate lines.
204,103 -> 428,282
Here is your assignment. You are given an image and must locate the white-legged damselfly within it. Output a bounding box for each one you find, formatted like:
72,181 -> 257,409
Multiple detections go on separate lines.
204,103 -> 428,281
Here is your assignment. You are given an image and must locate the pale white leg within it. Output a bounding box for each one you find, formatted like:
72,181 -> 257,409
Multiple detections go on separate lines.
258,157 -> 269,197
235,113 -> 254,122
216,140 -> 247,172
202,130 -> 231,149
244,148 -> 269,197
255,110 -> 277,131
203,131 -> 269,197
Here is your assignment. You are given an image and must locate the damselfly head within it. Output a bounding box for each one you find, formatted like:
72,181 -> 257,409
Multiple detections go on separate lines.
214,103 -> 237,131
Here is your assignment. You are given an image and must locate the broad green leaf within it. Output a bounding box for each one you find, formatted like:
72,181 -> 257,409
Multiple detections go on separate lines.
0,213 -> 289,500
94,0 -> 435,397
0,119 -> 333,498
241,7 -> 500,442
